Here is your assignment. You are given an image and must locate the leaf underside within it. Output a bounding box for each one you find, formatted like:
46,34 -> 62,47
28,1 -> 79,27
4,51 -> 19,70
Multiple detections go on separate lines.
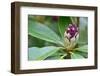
28,46 -> 62,60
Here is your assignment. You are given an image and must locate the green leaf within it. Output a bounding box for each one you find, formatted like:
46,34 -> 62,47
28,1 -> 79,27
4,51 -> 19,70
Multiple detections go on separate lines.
74,45 -> 88,52
58,16 -> 71,39
28,35 -> 45,47
28,46 -> 62,60
28,20 -> 63,46
70,17 -> 79,25
45,55 -> 61,60
71,52 -> 84,59
46,50 -> 67,60
74,51 -> 88,58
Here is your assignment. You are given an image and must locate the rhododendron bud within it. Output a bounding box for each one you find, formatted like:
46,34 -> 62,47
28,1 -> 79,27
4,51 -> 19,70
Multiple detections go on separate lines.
64,24 -> 79,50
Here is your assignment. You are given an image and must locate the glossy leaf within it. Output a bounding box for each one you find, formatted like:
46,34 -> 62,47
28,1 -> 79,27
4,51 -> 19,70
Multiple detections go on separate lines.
46,50 -> 67,60
28,35 -> 45,48
28,46 -> 62,60
71,52 -> 84,59
28,20 -> 63,46
74,45 -> 88,52
74,51 -> 88,58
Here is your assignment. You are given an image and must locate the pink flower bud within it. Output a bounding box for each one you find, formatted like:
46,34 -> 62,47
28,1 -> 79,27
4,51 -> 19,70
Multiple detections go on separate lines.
64,24 -> 79,50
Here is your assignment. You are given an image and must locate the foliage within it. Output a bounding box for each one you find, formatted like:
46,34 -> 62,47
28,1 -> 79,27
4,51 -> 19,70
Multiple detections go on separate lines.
28,15 -> 88,60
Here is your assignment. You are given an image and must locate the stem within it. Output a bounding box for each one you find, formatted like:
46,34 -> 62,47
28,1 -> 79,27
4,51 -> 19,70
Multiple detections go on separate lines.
66,51 -> 71,59
60,54 -> 67,59
70,17 -> 79,26
77,17 -> 79,27
63,49 -> 71,59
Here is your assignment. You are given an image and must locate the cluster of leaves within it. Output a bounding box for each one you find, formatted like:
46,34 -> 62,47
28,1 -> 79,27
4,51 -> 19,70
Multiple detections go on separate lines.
28,15 -> 88,60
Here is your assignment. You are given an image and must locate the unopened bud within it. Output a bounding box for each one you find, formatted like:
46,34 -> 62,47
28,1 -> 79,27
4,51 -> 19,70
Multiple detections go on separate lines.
64,24 -> 79,50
